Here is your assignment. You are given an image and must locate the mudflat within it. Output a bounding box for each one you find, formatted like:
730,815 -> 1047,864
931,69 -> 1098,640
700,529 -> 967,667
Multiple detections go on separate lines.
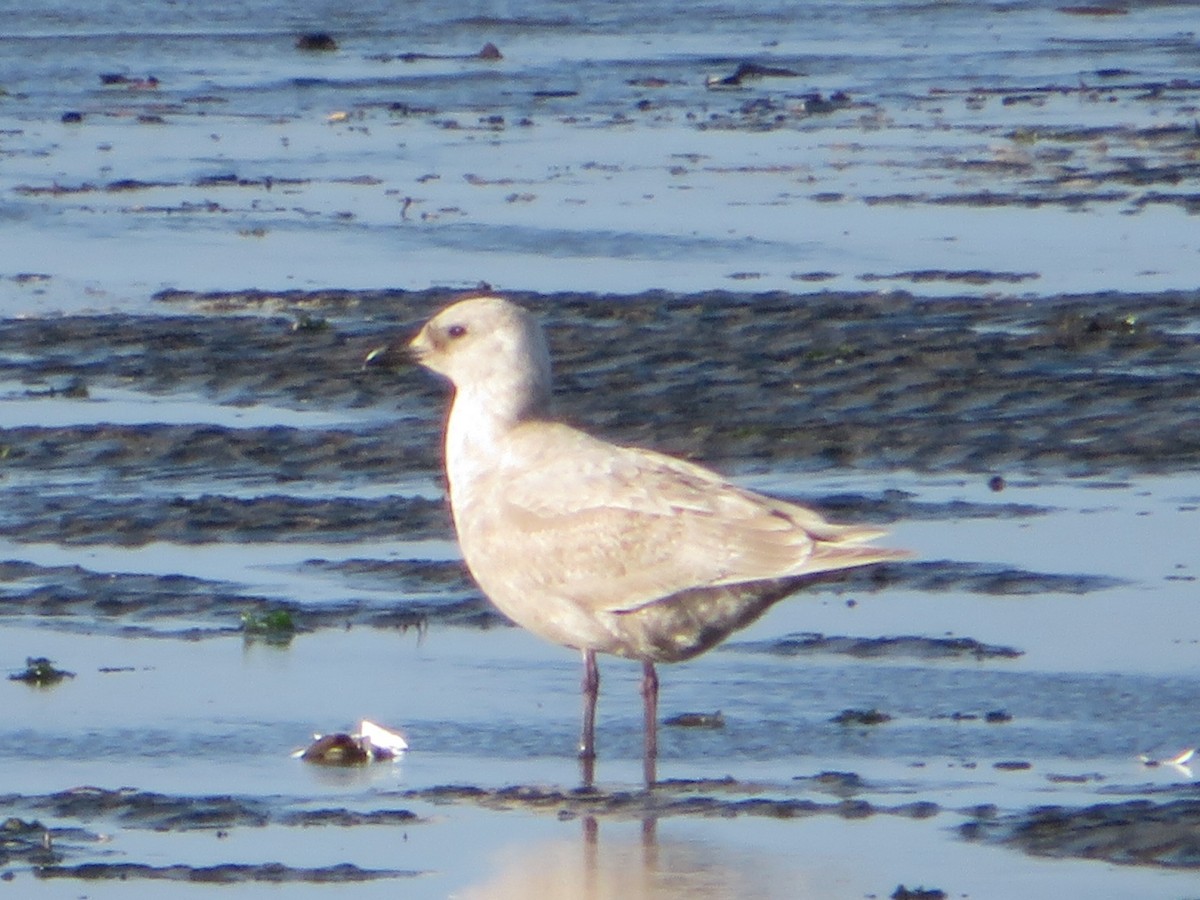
1,288 -> 1198,897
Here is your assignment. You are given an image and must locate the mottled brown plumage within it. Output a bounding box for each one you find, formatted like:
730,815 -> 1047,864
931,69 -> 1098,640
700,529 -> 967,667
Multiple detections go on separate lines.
405,296 -> 907,783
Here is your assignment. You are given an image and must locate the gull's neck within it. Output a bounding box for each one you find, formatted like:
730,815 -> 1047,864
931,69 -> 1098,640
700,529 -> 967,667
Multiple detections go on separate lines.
444,373 -> 551,501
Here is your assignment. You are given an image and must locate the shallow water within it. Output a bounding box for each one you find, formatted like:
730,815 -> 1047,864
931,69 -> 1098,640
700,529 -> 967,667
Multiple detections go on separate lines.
1,296 -> 1198,896
3,0 -> 1200,312
2,0 -> 1200,896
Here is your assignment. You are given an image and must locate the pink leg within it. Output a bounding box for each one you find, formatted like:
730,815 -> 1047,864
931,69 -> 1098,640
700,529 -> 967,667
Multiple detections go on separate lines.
580,649 -> 599,786
641,660 -> 659,786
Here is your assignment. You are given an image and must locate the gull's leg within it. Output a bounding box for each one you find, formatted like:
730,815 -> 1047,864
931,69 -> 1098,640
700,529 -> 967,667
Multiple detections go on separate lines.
641,660 -> 659,786
580,649 -> 599,786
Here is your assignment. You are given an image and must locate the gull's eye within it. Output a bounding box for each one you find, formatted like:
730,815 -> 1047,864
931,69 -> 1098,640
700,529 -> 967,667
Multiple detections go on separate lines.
447,324 -> 468,339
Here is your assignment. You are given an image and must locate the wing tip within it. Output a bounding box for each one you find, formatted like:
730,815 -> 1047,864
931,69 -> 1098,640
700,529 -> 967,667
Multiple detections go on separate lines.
803,543 -> 913,575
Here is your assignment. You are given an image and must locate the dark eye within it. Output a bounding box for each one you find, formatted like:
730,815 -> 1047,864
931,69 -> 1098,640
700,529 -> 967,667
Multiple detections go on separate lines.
447,324 -> 467,339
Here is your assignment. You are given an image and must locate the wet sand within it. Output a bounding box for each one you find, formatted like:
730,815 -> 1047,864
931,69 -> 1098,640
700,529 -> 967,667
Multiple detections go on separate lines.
5,1 -> 1200,311
4,0 -> 1200,894
1,289 -> 1199,897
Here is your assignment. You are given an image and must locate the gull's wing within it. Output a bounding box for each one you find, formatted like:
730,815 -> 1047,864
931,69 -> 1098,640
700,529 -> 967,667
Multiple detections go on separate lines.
458,420 -> 903,616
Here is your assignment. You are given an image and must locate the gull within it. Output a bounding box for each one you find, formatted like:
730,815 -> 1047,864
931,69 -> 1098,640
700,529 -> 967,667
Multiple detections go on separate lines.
377,295 -> 908,785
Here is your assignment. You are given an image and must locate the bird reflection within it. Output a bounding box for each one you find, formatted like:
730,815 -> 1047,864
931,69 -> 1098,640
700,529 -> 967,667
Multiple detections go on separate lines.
459,810 -> 790,899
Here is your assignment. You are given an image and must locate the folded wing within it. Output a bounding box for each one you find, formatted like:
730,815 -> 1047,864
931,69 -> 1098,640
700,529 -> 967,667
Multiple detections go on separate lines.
460,421 -> 904,617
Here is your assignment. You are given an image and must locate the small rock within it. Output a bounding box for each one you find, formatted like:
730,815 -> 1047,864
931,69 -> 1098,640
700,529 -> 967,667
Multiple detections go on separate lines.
296,33 -> 338,52
291,314 -> 328,333
663,711 -> 725,728
892,885 -> 946,900
9,657 -> 75,687
705,61 -> 801,89
832,708 -> 891,726
993,760 -> 1032,771
300,733 -> 370,765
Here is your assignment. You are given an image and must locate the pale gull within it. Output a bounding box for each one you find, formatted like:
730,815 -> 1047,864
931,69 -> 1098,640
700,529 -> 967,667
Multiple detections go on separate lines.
389,295 -> 908,785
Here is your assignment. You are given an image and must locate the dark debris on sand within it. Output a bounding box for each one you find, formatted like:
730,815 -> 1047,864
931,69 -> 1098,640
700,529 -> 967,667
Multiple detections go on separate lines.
0,787 -> 422,833
0,290 -> 1194,505
732,631 -> 1023,660
391,779 -> 941,822
965,795 -> 1200,869
85,287 -> 1200,471
0,555 -> 1108,640
35,862 -> 418,883
0,558 -> 496,638
8,657 -> 75,686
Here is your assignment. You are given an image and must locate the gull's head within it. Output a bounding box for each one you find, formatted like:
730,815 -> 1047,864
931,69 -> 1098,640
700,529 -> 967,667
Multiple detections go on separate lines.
409,296 -> 552,418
